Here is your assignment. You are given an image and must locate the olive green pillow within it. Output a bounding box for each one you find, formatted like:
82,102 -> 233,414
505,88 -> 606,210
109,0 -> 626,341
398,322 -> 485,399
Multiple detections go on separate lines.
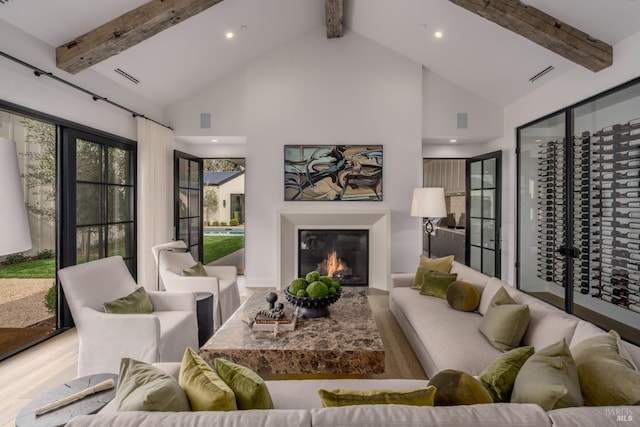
179,347 -> 237,411
571,330 -> 640,406
214,358 -> 273,410
318,386 -> 436,407
420,272 -> 458,299
479,287 -> 530,351
104,287 -> 153,314
479,346 -> 535,402
183,261 -> 208,277
429,369 -> 493,406
115,358 -> 191,412
446,280 -> 481,312
412,255 -> 455,290
511,339 -> 583,411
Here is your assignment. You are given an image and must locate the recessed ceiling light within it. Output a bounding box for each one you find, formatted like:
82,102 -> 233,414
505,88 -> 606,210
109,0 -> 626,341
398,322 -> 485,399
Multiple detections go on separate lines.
225,32 -> 234,39
535,139 -> 542,142
449,139 -> 457,143
434,31 -> 443,39
211,139 -> 218,143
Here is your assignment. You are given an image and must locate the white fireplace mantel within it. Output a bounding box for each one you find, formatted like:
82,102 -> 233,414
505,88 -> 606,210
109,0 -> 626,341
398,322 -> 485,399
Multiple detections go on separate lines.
276,208 -> 391,291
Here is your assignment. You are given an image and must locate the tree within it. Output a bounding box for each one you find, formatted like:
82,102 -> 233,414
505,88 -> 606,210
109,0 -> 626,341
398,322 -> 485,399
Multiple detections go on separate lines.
204,159 -> 244,172
203,186 -> 218,223
22,119 -> 56,222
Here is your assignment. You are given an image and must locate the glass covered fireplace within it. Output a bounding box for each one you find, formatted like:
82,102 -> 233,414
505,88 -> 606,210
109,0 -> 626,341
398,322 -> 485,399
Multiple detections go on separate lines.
298,229 -> 369,286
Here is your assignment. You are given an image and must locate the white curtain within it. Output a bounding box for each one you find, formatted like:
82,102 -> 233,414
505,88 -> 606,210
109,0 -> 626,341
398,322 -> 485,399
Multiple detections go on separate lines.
136,117 -> 174,290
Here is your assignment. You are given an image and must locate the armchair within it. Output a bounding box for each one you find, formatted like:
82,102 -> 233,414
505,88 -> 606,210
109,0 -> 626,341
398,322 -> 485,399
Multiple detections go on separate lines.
58,256 -> 198,376
152,241 -> 241,332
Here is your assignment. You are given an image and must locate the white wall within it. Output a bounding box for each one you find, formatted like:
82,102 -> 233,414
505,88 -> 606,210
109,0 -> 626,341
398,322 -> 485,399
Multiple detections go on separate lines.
0,21 -> 165,140
168,28 -> 424,287
422,69 -> 503,144
486,30 -> 640,286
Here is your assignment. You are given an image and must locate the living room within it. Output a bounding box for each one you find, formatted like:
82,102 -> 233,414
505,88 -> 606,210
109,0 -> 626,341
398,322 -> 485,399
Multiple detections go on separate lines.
1,0 -> 640,425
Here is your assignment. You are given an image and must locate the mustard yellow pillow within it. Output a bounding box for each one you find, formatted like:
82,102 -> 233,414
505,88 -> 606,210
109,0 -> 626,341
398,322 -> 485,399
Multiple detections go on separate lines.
179,348 -> 236,411
318,386 -> 436,407
419,254 -> 454,272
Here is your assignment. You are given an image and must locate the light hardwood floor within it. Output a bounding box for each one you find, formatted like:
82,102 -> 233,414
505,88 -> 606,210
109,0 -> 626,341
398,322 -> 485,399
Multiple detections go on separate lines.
0,329 -> 78,427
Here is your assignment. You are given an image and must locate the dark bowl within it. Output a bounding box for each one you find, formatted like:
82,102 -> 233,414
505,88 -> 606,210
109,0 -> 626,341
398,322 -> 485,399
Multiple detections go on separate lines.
284,288 -> 342,318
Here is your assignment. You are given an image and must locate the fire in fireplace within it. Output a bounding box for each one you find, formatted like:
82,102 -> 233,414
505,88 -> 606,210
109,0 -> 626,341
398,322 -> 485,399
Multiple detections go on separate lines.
298,229 -> 368,286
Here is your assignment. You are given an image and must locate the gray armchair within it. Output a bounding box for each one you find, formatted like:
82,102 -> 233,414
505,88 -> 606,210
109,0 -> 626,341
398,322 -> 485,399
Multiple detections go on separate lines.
152,241 -> 241,332
58,256 -> 198,376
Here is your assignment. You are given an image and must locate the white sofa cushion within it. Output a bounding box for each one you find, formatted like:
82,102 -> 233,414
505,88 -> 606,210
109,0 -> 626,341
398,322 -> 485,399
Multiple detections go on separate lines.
67,410 -> 311,427
310,403 -> 551,427
391,287 -> 502,376
450,262 -> 491,293
266,379 -> 430,410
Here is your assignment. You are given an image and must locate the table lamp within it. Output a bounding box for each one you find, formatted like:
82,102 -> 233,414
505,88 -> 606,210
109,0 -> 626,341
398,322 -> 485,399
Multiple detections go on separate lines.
411,187 -> 447,258
0,137 -> 32,256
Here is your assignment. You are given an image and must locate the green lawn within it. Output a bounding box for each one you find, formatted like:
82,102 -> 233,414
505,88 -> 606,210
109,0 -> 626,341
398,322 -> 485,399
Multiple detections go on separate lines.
203,236 -> 244,265
0,258 -> 55,278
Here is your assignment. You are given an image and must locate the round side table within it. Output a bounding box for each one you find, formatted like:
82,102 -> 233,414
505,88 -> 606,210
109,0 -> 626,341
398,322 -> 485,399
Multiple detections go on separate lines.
15,373 -> 118,427
196,292 -> 214,346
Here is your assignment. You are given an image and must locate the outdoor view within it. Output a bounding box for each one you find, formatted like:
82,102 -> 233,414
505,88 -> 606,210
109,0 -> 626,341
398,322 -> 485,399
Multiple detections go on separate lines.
0,113 -> 57,358
203,159 -> 245,274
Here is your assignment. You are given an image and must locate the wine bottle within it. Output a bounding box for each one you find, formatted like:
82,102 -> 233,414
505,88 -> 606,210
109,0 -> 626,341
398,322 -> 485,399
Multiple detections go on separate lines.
602,286 -> 629,297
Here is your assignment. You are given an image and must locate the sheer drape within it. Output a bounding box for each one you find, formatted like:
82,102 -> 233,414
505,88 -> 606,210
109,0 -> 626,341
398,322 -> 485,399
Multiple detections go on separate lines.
136,117 -> 174,290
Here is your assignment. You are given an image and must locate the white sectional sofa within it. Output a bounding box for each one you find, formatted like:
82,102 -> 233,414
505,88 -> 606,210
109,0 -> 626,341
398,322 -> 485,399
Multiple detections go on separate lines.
65,260 -> 640,427
389,260 -> 640,378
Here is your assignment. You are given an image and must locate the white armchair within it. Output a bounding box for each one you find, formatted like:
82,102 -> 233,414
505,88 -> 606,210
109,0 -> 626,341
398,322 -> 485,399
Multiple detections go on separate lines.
152,241 -> 241,332
58,256 -> 198,377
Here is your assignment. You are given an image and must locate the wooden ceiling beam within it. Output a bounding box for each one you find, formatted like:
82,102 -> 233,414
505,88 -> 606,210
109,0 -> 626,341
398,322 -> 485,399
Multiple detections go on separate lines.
325,0 -> 343,39
448,0 -> 613,72
56,0 -> 224,74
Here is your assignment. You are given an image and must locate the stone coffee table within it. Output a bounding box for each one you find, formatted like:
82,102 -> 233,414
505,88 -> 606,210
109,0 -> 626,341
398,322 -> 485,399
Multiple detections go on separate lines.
200,289 -> 385,378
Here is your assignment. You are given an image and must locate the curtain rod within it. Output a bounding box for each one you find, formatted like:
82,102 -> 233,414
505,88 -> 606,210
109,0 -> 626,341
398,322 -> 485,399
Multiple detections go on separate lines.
0,50 -> 173,131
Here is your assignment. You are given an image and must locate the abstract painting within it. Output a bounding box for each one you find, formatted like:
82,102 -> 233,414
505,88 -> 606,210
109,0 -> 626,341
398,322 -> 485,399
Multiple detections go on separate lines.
284,145 -> 383,201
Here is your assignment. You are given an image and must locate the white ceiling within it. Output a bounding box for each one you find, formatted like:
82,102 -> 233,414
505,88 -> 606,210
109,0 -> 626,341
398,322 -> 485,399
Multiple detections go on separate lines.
2,0 -> 640,115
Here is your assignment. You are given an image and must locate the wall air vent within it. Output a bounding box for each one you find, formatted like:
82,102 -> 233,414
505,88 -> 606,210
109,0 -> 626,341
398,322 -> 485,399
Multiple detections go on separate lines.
114,68 -> 140,84
529,66 -> 555,82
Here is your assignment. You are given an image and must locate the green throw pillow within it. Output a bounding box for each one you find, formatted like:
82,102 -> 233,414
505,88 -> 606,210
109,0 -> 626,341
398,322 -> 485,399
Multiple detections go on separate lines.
318,386 -> 436,407
479,287 -> 529,351
429,369 -> 493,406
479,346 -> 534,402
103,287 -> 153,314
412,255 -> 455,290
511,339 -> 583,411
446,280 -> 481,312
214,358 -> 274,410
571,330 -> 640,406
183,262 -> 208,277
179,347 -> 237,411
419,272 -> 458,299
115,358 -> 191,412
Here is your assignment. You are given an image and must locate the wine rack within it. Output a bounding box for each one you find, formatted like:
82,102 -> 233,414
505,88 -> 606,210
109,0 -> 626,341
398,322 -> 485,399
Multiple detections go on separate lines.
536,139 -> 566,287
591,118 -> 640,313
536,118 -> 640,314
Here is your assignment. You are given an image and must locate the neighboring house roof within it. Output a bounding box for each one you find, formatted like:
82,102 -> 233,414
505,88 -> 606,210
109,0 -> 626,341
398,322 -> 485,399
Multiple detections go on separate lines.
203,171 -> 245,186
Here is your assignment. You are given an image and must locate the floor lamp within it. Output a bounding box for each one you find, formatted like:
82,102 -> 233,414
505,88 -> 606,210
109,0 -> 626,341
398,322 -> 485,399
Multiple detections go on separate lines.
411,187 -> 447,258
0,137 -> 32,256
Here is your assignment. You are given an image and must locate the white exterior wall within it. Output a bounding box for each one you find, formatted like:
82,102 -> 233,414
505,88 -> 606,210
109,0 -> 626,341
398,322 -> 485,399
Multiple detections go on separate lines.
217,174 -> 245,224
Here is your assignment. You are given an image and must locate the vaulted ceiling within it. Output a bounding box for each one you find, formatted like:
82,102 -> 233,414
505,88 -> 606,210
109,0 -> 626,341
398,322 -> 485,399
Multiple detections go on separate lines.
2,0 -> 640,109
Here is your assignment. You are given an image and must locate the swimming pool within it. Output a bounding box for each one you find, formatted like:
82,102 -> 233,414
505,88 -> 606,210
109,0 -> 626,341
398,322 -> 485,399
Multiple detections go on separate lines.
204,228 -> 245,236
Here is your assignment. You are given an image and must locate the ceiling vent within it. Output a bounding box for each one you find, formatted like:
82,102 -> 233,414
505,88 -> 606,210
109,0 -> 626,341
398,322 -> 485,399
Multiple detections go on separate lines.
114,68 -> 140,84
529,66 -> 555,82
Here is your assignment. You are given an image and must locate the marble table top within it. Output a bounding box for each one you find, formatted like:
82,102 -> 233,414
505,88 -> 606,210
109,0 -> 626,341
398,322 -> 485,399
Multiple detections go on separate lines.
199,289 -> 385,377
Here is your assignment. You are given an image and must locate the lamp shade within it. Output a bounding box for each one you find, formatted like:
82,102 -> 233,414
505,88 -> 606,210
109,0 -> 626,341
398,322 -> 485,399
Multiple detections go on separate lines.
410,187 -> 447,218
0,137 -> 32,256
